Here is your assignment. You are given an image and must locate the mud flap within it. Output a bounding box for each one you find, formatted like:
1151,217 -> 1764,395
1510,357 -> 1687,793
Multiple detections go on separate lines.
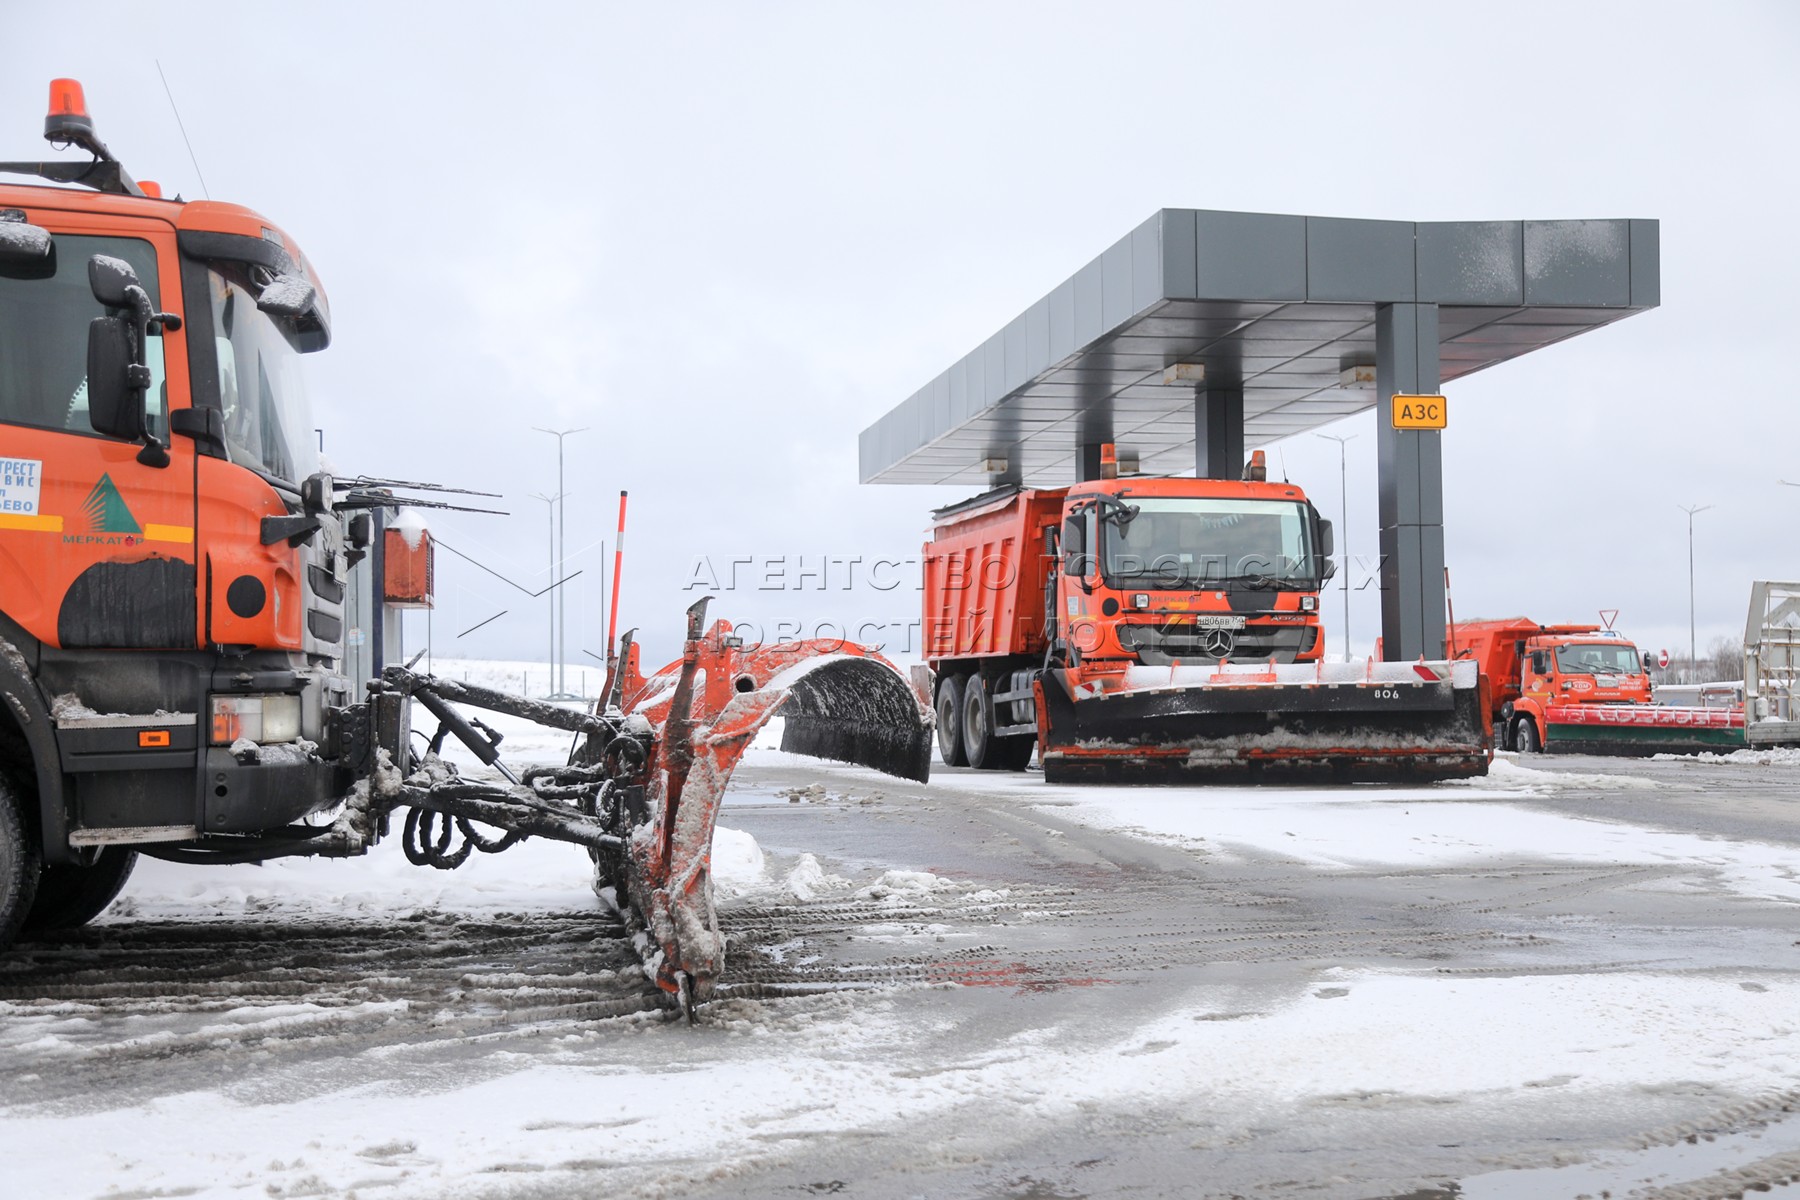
1037,661 -> 1491,784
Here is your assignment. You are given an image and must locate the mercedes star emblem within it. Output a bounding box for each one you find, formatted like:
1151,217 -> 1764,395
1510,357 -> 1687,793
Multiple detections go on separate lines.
1200,628 -> 1234,657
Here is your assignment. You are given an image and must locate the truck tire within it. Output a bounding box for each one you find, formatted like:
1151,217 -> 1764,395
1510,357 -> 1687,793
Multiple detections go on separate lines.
23,848 -> 138,933
994,733 -> 1035,771
936,674 -> 967,767
962,675 -> 999,770
0,776 -> 41,953
1514,717 -> 1541,754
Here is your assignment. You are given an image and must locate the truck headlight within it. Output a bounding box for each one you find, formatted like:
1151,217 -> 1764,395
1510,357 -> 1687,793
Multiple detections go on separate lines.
1301,596 -> 1318,612
210,694 -> 302,745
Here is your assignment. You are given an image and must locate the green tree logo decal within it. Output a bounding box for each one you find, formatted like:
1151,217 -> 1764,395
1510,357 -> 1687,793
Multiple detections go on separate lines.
82,474 -> 140,535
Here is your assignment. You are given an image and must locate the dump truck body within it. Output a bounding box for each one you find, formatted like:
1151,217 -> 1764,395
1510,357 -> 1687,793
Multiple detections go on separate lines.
924,471 -> 1490,782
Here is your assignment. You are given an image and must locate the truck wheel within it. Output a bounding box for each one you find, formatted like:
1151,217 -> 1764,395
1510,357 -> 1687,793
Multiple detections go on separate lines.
23,848 -> 138,933
936,674 -> 967,767
1514,717 -> 1541,754
0,776 -> 41,953
994,734 -> 1035,772
962,675 -> 998,769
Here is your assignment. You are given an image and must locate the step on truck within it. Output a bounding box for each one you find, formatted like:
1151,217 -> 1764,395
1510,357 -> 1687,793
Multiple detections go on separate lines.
923,449 -> 1491,783
0,80 -> 931,1015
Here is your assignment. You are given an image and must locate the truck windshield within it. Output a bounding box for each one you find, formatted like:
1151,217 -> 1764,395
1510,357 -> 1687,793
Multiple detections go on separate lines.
0,234 -> 167,440
206,262 -> 317,486
1554,643 -> 1642,675
1101,496 -> 1319,588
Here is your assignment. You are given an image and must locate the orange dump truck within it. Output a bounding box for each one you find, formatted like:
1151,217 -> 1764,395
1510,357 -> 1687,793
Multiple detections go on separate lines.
923,460 -> 1491,783
1455,618 -> 1743,755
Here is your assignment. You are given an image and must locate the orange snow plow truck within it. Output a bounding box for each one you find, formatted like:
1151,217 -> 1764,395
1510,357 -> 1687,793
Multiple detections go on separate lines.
1456,618 -> 1744,755
0,81 -> 932,1014
924,454 -> 1491,783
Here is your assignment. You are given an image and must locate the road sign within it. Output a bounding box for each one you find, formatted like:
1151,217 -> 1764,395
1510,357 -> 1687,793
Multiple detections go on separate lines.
1658,649 -> 1671,669
1391,394 -> 1447,429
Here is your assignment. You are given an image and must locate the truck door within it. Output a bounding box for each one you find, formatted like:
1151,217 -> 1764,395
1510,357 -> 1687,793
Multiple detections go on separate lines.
0,216 -> 197,652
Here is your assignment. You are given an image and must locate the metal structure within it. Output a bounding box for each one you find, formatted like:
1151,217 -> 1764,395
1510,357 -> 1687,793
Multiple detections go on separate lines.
861,209 -> 1660,660
1315,431 -> 1355,660
1744,581 -> 1800,744
1680,503 -> 1714,682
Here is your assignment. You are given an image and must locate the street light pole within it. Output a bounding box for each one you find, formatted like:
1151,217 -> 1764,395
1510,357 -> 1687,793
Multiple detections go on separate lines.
530,492 -> 558,696
534,426 -> 588,697
1679,503 -> 1713,683
1315,432 -> 1356,661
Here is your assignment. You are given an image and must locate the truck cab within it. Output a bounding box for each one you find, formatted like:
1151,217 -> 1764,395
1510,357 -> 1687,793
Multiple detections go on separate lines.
0,81 -> 381,942
1054,473 -> 1333,670
1510,633 -> 1652,750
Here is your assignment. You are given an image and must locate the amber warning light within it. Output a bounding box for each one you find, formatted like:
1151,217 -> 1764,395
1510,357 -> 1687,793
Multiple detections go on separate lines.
46,78 -> 94,139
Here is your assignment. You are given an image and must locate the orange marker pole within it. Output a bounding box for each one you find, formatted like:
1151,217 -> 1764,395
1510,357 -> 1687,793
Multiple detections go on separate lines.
606,490 -> 628,663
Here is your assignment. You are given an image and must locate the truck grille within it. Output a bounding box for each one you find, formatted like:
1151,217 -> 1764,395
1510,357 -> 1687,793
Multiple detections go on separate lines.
1117,622 -> 1313,665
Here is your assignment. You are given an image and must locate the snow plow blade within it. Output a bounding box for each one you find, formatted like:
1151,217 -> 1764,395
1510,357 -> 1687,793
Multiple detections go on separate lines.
1543,704 -> 1745,756
1038,659 -> 1491,784
603,599 -> 933,1012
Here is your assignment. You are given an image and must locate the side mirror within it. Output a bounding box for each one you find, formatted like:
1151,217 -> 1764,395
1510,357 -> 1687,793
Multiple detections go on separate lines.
0,216 -> 52,267
1642,652 -> 1656,672
88,253 -> 139,308
86,315 -> 145,441
84,253 -> 180,468
1530,651 -> 1549,675
256,273 -> 317,317
1317,518 -> 1335,559
1320,558 -> 1337,581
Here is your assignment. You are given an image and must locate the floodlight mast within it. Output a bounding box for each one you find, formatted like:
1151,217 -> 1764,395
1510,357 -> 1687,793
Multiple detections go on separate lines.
534,426 -> 587,697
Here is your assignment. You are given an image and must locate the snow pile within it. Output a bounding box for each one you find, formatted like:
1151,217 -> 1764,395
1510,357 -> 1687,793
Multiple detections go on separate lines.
390,506 -> 430,550
785,853 -> 848,901
1657,746 -> 1800,766
1464,756 -> 1660,791
856,869 -> 956,902
1035,786 -> 1800,902
709,826 -> 765,895
108,831 -> 600,923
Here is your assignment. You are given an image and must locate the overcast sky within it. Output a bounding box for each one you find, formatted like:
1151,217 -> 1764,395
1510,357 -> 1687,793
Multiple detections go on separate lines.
11,2 -> 1799,677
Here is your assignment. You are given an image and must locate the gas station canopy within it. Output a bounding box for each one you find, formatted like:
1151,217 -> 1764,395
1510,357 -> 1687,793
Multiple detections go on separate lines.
860,209 -> 1658,486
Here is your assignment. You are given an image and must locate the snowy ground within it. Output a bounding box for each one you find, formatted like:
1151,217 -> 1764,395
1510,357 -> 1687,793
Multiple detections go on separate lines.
4,681 -> 1800,1197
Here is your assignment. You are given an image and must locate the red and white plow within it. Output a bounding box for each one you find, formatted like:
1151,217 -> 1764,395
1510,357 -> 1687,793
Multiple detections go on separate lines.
590,599 -> 933,1014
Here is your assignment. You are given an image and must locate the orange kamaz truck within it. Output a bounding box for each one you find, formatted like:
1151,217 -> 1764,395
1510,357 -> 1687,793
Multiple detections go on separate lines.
922,451 -> 1491,783
1455,618 -> 1744,755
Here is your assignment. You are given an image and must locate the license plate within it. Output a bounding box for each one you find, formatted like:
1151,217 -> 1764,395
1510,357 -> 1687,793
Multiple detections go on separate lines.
1193,615 -> 1246,631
